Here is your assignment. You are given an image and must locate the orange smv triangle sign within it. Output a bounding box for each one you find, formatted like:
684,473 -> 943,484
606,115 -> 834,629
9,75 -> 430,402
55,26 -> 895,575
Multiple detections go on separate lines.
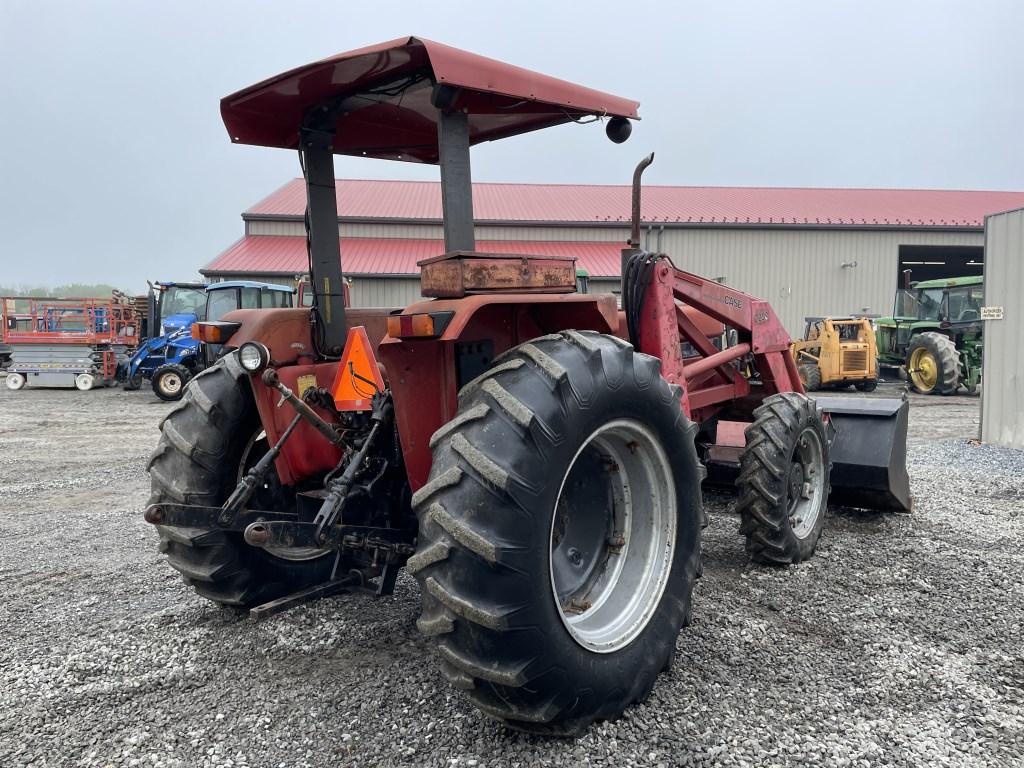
331,326 -> 386,411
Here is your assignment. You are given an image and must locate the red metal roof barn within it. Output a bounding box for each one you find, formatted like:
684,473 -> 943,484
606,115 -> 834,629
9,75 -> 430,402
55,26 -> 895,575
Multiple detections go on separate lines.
203,179 -> 1024,333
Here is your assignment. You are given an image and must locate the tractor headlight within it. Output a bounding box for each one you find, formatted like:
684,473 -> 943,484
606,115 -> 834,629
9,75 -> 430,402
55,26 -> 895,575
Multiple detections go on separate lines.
238,342 -> 270,372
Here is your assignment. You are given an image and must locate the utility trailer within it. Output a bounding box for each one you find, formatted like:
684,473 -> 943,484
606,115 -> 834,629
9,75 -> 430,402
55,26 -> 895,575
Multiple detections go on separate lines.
144,37 -> 912,734
2,295 -> 138,391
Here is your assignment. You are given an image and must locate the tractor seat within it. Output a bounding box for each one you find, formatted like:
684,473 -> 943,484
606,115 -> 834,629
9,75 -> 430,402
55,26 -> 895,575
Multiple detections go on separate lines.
958,309 -> 980,322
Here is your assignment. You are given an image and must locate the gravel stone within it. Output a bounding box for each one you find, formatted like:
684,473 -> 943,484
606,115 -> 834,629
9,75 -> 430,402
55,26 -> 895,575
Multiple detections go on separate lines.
0,383 -> 1021,767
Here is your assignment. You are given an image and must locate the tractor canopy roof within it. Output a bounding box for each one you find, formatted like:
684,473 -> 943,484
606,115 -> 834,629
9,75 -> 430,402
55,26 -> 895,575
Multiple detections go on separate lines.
209,280 -> 295,293
221,36 -> 640,163
912,275 -> 984,290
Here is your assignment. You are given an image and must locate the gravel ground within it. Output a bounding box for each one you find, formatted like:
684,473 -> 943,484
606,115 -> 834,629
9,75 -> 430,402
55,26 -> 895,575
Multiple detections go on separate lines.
0,382 -> 1021,767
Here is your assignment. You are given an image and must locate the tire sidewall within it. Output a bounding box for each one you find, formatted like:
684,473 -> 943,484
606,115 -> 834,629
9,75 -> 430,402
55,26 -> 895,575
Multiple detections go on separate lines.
522,370 -> 700,677
152,366 -> 188,401
442,341 -> 703,709
780,409 -> 829,562
906,332 -> 957,394
738,392 -> 830,565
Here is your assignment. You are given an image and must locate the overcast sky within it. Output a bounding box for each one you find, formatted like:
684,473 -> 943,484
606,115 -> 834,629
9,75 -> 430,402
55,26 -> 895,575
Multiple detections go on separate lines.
1,0 -> 1021,292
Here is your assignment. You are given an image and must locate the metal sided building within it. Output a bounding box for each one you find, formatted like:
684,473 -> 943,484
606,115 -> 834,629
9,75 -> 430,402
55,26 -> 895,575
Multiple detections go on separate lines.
201,180 -> 1024,335
980,207 -> 1024,450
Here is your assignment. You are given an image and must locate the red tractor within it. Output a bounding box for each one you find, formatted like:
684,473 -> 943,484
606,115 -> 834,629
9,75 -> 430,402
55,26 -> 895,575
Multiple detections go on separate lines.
145,37 -> 910,734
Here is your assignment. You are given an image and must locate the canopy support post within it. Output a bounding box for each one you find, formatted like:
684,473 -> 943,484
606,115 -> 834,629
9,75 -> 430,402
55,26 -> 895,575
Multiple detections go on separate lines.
437,111 -> 476,253
300,128 -> 348,356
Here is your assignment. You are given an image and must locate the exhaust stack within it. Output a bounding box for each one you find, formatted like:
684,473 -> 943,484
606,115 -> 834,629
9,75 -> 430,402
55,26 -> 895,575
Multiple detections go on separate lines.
621,153 -> 655,288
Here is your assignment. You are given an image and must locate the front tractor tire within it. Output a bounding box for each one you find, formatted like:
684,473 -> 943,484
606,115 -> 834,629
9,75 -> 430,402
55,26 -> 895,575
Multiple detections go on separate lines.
152,363 -> 191,401
409,331 -> 704,734
906,332 -> 959,395
736,392 -> 830,565
147,355 -> 332,606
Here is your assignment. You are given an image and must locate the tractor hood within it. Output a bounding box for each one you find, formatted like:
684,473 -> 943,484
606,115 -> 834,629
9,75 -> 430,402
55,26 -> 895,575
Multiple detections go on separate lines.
161,312 -> 198,334
221,36 -> 640,163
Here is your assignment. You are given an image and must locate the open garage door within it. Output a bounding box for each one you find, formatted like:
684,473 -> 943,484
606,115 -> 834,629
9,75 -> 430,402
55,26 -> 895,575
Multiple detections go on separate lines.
898,245 -> 983,285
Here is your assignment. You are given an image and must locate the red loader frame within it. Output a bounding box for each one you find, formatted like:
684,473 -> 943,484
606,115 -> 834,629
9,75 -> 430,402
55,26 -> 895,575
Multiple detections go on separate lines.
633,255 -> 802,424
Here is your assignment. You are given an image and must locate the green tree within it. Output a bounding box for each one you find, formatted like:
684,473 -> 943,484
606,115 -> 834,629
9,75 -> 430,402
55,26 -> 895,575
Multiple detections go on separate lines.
0,283 -> 130,298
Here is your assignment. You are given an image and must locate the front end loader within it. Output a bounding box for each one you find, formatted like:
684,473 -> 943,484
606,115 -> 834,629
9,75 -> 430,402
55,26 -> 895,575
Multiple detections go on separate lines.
144,36 -> 911,734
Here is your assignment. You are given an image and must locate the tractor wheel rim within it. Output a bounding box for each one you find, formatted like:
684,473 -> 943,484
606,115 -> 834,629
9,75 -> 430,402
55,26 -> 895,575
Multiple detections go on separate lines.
238,430 -> 328,562
787,426 -> 826,539
549,418 -> 676,654
909,348 -> 937,391
161,373 -> 182,395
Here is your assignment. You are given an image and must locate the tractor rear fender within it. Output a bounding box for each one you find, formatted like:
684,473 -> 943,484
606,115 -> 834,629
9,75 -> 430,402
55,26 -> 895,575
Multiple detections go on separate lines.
213,307 -> 395,363
379,293 -> 619,491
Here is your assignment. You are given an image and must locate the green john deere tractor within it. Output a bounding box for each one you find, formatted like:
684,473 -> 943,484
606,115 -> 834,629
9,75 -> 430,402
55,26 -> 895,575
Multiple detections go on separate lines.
875,275 -> 983,395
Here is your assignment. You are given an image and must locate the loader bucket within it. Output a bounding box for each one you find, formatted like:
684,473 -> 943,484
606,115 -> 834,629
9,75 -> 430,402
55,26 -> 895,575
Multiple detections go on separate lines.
817,396 -> 913,512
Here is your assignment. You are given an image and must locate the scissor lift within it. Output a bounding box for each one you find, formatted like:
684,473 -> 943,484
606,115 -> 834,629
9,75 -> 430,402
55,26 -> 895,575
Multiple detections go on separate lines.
2,296 -> 138,391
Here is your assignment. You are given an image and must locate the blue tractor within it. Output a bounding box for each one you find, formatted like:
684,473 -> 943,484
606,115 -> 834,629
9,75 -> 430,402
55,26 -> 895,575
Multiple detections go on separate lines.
125,280 -> 295,400
121,281 -> 207,394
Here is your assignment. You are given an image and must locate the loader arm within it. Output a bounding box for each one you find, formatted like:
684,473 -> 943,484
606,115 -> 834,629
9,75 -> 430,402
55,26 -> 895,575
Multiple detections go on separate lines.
625,252 -> 910,512
630,254 -> 802,423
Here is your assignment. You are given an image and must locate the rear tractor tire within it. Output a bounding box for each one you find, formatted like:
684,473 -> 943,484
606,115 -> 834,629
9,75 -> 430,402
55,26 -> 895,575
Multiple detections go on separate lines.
409,330 -> 704,734
736,392 -> 830,565
906,332 -> 959,395
798,363 -> 821,392
147,355 -> 333,606
152,363 -> 191,401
